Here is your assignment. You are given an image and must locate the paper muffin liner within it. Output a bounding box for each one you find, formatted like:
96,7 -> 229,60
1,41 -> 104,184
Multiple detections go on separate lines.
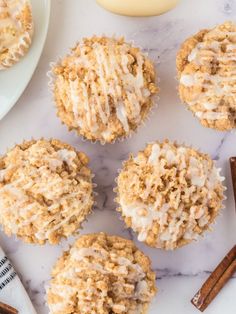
113,139 -> 227,250
47,36 -> 160,145
0,137 -> 97,245
0,31 -> 33,70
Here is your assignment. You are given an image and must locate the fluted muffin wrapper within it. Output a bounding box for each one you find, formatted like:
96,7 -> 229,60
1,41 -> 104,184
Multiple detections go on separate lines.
113,140 -> 227,250
0,24 -> 34,70
47,38 -> 160,145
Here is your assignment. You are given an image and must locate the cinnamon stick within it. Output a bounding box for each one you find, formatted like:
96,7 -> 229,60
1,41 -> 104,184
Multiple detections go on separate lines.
0,302 -> 18,314
191,246 -> 236,312
230,157 -> 236,206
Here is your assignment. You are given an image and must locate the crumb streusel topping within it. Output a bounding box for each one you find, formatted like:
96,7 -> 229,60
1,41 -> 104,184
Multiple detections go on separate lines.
0,0 -> 34,69
0,139 -> 94,244
177,21 -> 236,131
53,36 -> 158,143
116,141 -> 225,250
47,233 -> 156,314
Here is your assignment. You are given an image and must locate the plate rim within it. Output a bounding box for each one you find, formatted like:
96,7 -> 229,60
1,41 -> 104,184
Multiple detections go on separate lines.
0,0 -> 51,121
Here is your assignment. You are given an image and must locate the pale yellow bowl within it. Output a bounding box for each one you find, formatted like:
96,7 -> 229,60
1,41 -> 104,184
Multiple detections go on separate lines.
96,0 -> 181,16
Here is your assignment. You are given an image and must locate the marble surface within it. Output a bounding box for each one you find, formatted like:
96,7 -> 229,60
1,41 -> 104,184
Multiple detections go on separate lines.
0,0 -> 236,313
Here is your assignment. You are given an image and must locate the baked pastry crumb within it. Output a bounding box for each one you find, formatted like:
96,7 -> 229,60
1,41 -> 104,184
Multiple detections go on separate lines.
0,0 -> 34,69
177,21 -> 236,131
115,140 -> 225,250
52,36 -> 158,143
0,139 -> 94,244
47,233 -> 157,314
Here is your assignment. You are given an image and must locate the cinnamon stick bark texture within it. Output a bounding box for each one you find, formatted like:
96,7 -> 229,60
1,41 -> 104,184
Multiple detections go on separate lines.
0,302 -> 18,314
191,158 -> 236,311
230,157 -> 236,206
191,245 -> 236,312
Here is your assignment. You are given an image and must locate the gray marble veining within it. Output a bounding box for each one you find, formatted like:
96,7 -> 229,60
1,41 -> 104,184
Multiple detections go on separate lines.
0,0 -> 235,313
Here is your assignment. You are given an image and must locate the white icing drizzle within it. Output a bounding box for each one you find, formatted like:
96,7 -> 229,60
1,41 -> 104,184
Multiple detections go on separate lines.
116,101 -> 130,132
112,304 -> 127,312
195,111 -> 229,120
180,74 -> 196,87
181,73 -> 236,91
121,198 -> 168,242
57,149 -> 77,166
48,246 -> 152,314
69,79 -> 80,123
119,143 -> 224,249
203,102 -> 217,110
71,247 -> 108,261
0,169 -> 6,182
180,24 -> 236,121
148,143 -> 160,164
60,38 -> 151,137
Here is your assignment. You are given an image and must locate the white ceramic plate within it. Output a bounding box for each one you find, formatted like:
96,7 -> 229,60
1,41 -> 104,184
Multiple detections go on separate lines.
0,0 -> 51,120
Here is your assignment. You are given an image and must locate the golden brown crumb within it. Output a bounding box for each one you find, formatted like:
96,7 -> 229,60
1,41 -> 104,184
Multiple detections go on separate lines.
177,21 -> 236,131
0,139 -> 94,244
47,233 -> 157,314
115,140 -> 225,250
52,36 -> 158,143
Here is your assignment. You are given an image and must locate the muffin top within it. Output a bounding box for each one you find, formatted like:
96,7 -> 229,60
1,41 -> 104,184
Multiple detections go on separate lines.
177,21 -> 236,131
0,0 -> 34,69
47,233 -> 156,314
52,36 -> 158,143
0,139 -> 94,244
116,140 -> 225,250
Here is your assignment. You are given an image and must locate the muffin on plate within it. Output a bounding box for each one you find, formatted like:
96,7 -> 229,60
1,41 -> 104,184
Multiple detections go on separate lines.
177,21 -> 236,131
0,139 -> 94,244
47,233 -> 157,314
115,140 -> 225,250
0,0 -> 34,69
51,36 -> 158,144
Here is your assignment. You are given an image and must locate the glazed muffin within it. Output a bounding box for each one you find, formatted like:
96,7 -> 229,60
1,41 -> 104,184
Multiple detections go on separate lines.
0,0 -> 34,69
115,140 -> 225,250
47,233 -> 157,314
177,21 -> 236,131
0,139 -> 94,244
51,36 -> 158,143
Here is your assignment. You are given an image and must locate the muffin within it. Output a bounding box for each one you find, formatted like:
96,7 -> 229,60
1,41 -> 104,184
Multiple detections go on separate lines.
0,139 -> 94,244
47,233 -> 157,314
177,21 -> 236,131
0,0 -> 34,70
115,140 -> 225,250
51,36 -> 158,143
